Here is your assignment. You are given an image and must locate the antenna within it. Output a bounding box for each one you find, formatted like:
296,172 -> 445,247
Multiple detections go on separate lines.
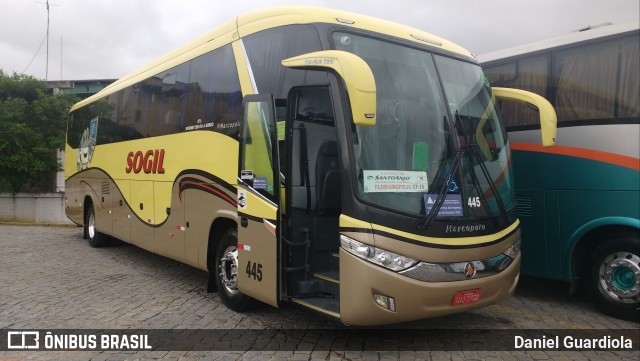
36,0 -> 59,81
573,22 -> 613,32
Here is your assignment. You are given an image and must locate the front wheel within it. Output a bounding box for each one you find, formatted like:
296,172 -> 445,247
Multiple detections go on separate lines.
590,236 -> 640,321
214,229 -> 253,311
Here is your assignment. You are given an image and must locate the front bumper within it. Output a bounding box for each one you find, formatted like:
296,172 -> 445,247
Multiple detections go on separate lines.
339,248 -> 520,326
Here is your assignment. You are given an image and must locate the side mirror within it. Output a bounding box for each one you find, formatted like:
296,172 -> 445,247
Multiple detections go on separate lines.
282,50 -> 376,126
492,87 -> 557,147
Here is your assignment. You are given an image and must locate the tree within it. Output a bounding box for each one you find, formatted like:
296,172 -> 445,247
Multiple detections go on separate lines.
0,70 -> 78,192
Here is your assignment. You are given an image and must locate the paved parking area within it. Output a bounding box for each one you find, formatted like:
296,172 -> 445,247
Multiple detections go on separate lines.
0,224 -> 638,360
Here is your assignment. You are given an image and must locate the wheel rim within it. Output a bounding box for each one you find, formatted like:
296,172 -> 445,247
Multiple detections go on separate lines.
87,210 -> 96,239
599,251 -> 640,303
219,245 -> 239,296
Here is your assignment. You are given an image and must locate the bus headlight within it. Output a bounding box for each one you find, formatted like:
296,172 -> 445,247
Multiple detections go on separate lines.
340,235 -> 418,271
503,239 -> 521,259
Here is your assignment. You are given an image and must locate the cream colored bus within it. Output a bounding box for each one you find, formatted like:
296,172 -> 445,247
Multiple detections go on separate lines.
65,7 -> 556,325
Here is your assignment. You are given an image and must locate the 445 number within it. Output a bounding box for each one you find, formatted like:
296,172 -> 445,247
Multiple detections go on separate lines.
467,196 -> 482,208
246,261 -> 263,282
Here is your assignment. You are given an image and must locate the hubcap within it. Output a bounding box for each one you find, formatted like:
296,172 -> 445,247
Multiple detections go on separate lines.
88,211 -> 96,239
599,251 -> 640,303
219,246 -> 239,296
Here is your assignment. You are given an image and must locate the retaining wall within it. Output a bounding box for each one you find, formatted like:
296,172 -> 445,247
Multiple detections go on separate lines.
0,193 -> 74,224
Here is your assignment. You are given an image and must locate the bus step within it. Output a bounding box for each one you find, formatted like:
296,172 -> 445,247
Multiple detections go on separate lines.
312,270 -> 339,299
290,297 -> 340,319
313,270 -> 339,284
293,271 -> 340,296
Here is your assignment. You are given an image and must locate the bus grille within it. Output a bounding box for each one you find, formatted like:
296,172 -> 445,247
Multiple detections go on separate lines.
516,196 -> 533,217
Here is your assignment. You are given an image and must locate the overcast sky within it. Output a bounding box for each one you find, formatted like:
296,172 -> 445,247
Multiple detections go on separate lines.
1,0 -> 638,81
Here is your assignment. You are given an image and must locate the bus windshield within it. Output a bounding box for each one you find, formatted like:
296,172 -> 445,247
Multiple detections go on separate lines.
333,32 -> 515,221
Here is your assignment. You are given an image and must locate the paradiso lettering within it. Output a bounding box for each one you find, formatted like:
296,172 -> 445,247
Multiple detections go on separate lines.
125,149 -> 166,174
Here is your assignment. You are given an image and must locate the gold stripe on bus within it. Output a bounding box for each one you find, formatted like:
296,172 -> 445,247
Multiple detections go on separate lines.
339,214 -> 372,229
370,218 -> 520,247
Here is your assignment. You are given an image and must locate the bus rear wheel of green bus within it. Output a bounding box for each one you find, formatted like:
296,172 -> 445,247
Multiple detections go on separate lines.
215,229 -> 254,312
590,236 -> 640,321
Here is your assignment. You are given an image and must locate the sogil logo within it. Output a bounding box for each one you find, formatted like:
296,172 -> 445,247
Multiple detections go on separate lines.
125,149 -> 166,174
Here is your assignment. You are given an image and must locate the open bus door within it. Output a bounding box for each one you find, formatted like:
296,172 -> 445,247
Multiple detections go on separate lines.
236,94 -> 281,307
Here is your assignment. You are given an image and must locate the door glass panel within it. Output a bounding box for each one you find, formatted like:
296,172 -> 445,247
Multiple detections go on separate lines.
240,95 -> 278,202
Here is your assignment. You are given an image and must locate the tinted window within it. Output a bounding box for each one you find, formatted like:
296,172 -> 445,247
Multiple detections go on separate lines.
553,35 -> 639,123
484,34 -> 640,128
67,44 -> 243,147
484,55 -> 549,128
189,45 -> 242,137
243,25 -> 326,98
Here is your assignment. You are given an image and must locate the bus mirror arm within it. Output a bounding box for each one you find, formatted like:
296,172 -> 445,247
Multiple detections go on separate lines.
491,87 -> 558,147
282,50 -> 377,127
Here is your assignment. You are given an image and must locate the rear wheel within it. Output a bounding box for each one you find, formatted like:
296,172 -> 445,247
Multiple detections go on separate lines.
215,229 -> 253,311
85,204 -> 109,247
590,235 -> 640,321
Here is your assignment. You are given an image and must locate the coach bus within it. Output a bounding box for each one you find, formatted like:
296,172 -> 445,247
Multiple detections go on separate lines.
65,7 -> 556,325
480,22 -> 639,320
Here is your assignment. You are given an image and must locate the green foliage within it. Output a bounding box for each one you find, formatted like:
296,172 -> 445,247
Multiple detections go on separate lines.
0,70 -> 78,192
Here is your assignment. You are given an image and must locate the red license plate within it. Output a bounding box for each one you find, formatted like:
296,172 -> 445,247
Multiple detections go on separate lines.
451,289 -> 482,306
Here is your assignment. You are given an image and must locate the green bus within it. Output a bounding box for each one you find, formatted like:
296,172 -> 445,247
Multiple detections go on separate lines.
480,22 -> 639,320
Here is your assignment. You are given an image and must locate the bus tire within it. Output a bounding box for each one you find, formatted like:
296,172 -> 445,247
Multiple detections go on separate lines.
590,235 -> 640,321
86,204 -> 110,248
215,229 -> 253,311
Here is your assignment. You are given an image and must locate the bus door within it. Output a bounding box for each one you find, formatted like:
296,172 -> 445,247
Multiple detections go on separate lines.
237,94 -> 281,307
283,86 -> 342,301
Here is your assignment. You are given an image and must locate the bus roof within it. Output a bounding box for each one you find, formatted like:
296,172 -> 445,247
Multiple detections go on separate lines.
478,22 -> 640,64
72,6 -> 472,112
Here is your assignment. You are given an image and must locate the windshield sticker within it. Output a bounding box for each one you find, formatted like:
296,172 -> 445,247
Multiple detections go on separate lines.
253,177 -> 268,190
363,170 -> 428,193
424,194 -> 463,217
240,170 -> 253,180
448,177 -> 460,193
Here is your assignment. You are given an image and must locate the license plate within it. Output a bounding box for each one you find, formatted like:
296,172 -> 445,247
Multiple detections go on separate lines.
451,289 -> 482,306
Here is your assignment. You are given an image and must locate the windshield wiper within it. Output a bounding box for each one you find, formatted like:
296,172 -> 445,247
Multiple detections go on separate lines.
454,110 -> 509,224
468,143 -> 509,224
414,148 -> 464,230
414,111 -> 509,231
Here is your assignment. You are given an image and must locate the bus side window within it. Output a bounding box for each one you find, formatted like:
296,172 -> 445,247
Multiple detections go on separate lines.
189,44 -> 242,138
485,55 -> 549,130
